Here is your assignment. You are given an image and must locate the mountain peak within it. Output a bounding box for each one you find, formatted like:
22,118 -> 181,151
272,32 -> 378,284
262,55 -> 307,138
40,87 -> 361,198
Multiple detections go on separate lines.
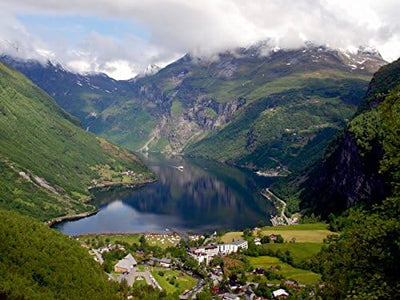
134,64 -> 161,79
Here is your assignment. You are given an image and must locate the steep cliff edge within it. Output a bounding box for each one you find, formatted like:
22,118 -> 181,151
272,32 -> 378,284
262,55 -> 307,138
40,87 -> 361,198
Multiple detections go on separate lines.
301,58 -> 400,216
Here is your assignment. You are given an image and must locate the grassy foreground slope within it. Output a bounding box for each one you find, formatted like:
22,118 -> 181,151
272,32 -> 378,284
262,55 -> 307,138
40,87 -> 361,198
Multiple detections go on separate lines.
0,62 -> 154,221
0,208 -> 119,299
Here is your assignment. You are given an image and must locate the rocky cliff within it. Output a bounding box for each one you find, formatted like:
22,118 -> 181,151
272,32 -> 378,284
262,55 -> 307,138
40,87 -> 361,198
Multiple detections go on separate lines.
301,58 -> 400,216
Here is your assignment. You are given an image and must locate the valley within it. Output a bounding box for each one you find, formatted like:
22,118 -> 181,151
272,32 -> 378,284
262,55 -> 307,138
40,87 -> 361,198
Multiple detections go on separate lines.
1,21 -> 400,299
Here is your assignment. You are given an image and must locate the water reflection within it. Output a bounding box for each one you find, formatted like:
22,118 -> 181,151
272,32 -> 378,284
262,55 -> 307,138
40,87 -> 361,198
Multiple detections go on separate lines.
55,153 -> 276,235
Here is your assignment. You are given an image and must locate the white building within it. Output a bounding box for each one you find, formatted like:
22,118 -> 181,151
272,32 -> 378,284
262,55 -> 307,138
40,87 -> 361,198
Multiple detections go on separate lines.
188,241 -> 248,265
190,245 -> 219,256
189,245 -> 219,265
272,288 -> 289,298
218,240 -> 248,255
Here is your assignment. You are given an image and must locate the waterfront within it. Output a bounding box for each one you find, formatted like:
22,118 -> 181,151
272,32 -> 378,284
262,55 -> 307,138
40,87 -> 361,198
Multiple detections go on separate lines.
55,154 -> 275,235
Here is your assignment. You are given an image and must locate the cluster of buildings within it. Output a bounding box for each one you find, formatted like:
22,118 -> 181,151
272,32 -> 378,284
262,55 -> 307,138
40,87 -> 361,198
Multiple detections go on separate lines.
97,243 -> 125,254
188,240 -> 248,264
114,254 -> 162,290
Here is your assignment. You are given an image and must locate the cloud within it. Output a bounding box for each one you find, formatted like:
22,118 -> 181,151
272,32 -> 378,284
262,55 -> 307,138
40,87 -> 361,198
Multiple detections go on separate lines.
1,0 -> 400,79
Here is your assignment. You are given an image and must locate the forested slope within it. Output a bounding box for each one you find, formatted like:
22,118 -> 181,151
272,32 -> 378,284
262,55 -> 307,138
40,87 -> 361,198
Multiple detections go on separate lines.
0,62 -> 154,221
0,208 -> 119,299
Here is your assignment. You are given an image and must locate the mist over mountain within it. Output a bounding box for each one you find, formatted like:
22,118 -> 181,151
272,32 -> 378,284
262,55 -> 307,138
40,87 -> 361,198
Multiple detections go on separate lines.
2,42 -> 386,177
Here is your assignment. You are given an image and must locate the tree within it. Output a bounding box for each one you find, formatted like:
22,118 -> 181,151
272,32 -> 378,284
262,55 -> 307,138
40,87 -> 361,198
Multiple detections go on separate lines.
243,228 -> 253,238
255,282 -> 272,298
210,256 -> 223,267
318,198 -> 400,299
197,289 -> 212,300
139,235 -> 146,245
260,236 -> 271,244
275,234 -> 284,243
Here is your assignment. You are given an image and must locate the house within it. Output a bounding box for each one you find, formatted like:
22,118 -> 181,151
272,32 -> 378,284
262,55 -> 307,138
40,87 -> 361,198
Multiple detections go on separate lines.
272,288 -> 289,299
211,286 -> 220,294
189,251 -> 209,265
218,240 -> 248,255
222,293 -> 240,300
160,258 -> 172,268
189,245 -> 219,265
150,257 -> 172,268
193,245 -> 219,256
284,280 -> 297,288
114,253 -> 137,273
254,238 -> 261,246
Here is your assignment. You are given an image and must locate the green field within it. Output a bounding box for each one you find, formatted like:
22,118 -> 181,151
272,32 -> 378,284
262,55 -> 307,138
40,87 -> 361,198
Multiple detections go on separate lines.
259,243 -> 324,264
151,267 -> 197,294
83,233 -> 181,249
248,256 -> 321,284
221,223 -> 333,243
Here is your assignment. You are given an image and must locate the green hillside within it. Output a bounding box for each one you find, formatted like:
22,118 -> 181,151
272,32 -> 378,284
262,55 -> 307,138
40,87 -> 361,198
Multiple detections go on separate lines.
0,62 -> 154,221
297,58 -> 400,215
2,47 -> 386,174
102,47 -> 383,172
185,79 -> 362,172
0,208 -> 119,299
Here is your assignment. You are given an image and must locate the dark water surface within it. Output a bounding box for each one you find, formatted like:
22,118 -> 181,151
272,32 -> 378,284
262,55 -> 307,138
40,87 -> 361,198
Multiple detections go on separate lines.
54,153 -> 276,235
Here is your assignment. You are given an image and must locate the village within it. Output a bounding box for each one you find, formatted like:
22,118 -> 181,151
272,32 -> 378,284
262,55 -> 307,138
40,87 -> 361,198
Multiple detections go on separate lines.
78,225 -> 326,299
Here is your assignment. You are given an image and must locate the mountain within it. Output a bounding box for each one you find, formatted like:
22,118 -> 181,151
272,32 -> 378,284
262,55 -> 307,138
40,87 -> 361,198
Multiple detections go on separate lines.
298,57 -> 400,216
0,61 -> 154,221
2,44 -> 387,173
0,208 -> 119,299
111,44 -> 386,172
134,63 -> 161,78
0,55 -> 132,127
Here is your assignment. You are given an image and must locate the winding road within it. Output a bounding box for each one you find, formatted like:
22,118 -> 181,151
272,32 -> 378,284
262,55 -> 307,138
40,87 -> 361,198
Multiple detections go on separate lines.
261,188 -> 291,225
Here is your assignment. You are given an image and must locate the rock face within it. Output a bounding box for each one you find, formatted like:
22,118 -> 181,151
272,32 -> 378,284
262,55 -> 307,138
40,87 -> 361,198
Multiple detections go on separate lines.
186,97 -> 246,130
301,58 -> 400,216
302,131 -> 387,215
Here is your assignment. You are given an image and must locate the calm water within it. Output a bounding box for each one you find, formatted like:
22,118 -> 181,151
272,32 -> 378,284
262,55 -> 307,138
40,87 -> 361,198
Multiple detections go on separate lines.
54,153 -> 276,235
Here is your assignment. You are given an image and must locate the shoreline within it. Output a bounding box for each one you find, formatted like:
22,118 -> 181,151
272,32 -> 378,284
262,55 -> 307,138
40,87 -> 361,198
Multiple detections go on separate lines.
88,179 -> 156,193
47,179 -> 156,228
74,231 -> 181,238
46,209 -> 98,227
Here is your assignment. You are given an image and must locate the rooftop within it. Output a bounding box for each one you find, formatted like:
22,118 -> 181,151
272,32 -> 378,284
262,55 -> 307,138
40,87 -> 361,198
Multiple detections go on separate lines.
115,253 -> 137,270
273,288 -> 289,298
231,240 -> 247,246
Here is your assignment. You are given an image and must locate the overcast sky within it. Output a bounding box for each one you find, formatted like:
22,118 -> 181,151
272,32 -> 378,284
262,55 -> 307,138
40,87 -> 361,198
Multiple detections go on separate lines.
1,0 -> 400,79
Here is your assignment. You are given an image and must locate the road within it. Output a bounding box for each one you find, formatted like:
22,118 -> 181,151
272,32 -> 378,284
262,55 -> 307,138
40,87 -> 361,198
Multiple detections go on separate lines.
180,279 -> 204,299
92,249 -> 104,265
262,188 -> 291,225
137,271 -> 162,290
